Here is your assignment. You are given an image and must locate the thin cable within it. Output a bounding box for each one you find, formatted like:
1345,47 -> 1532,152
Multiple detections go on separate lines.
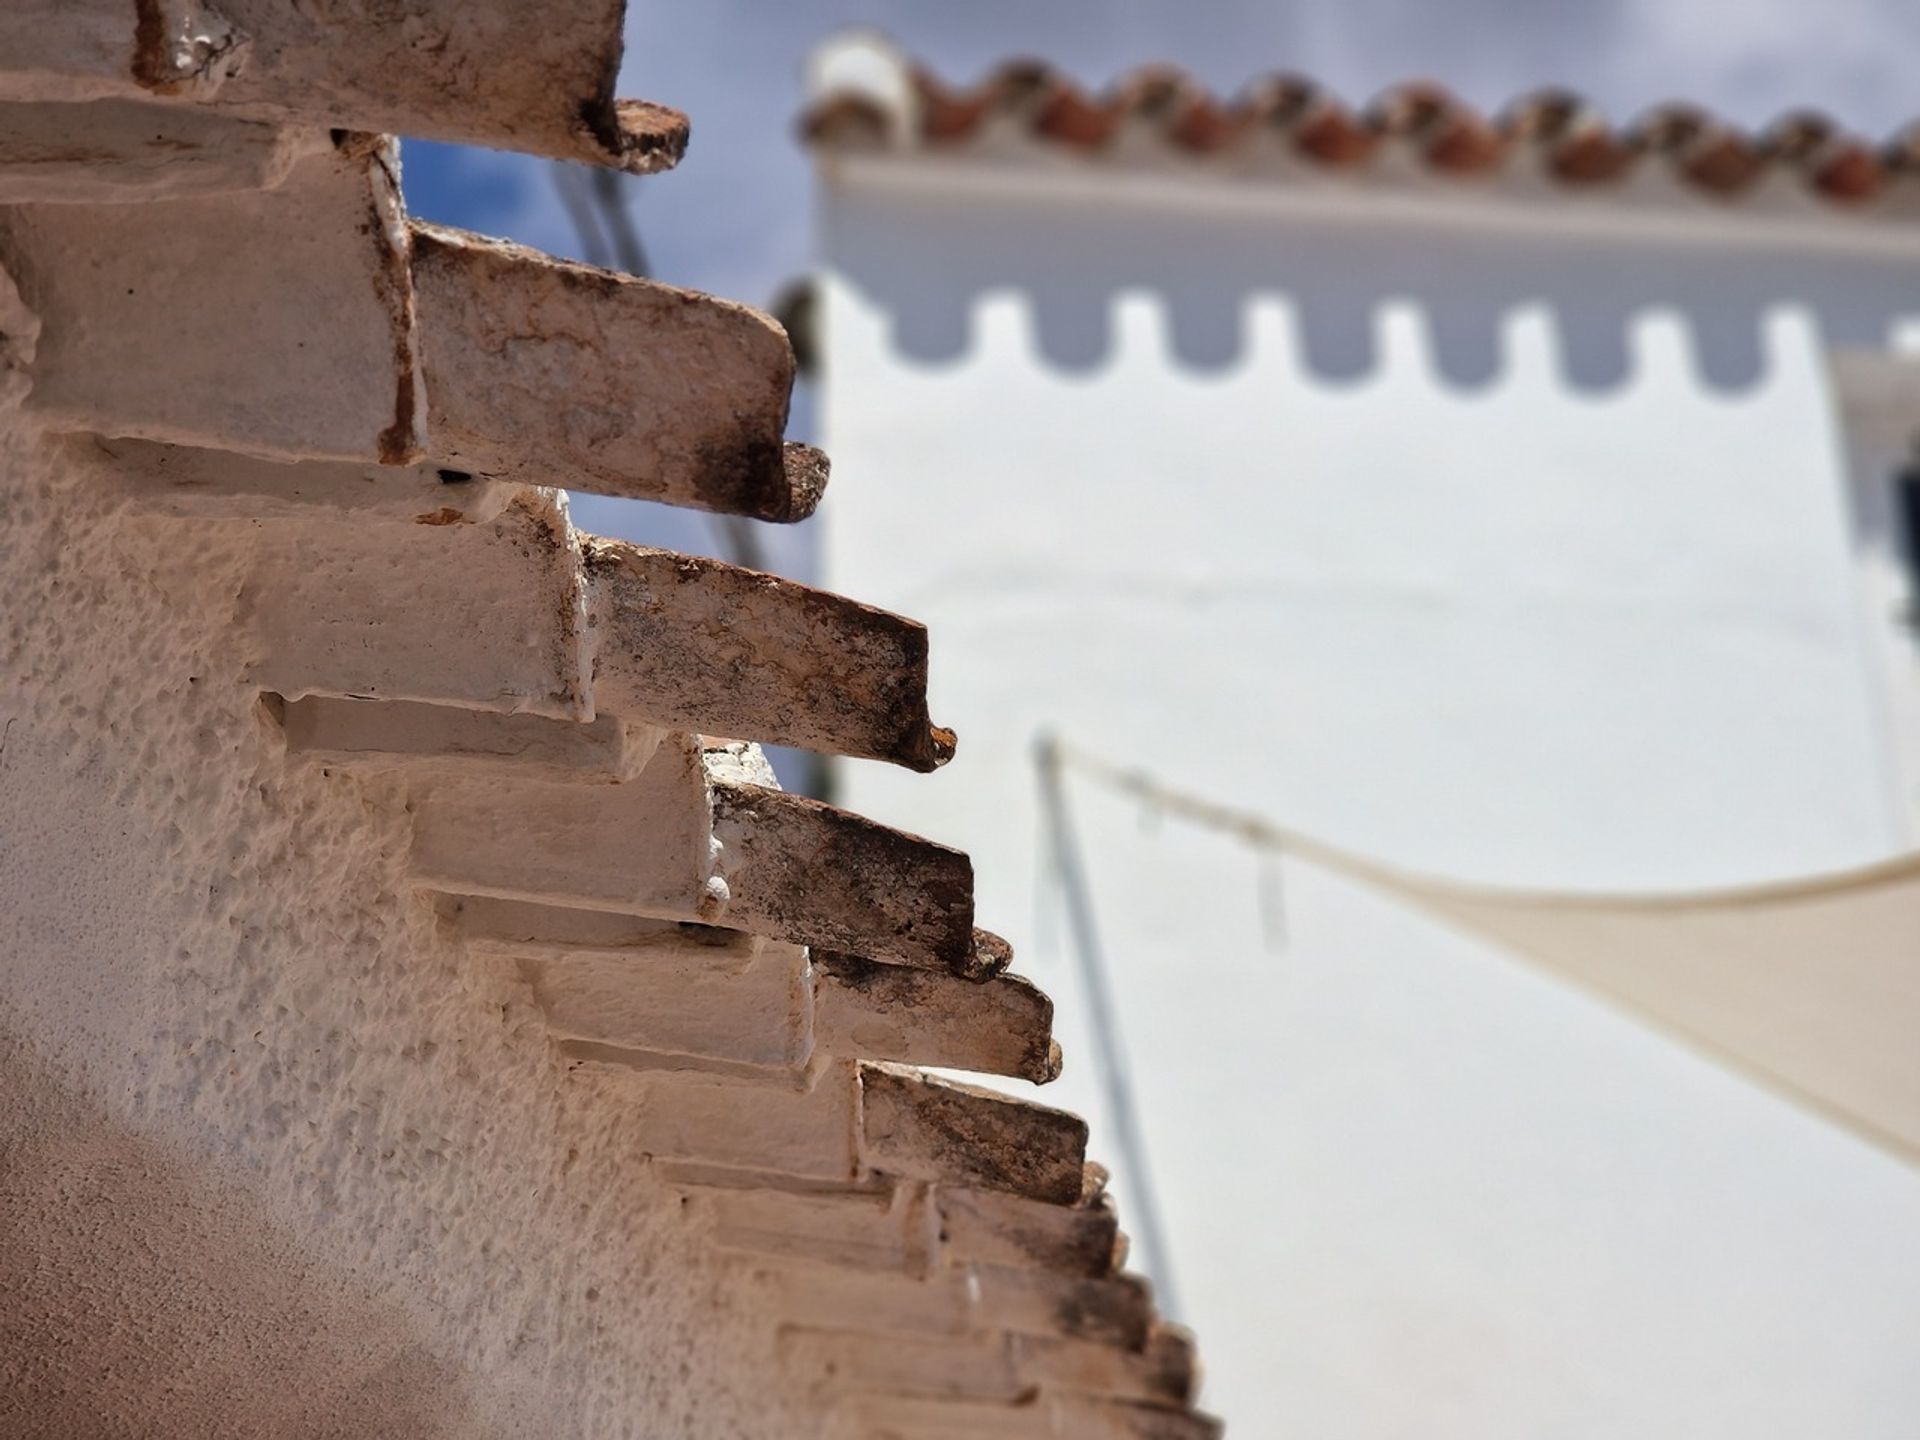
590,166 -> 650,278
712,512 -> 768,572
550,163 -> 612,270
1033,730 -> 1183,1320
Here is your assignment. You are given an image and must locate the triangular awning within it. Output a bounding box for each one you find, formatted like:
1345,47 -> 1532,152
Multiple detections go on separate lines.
1047,739 -> 1920,1162
1312,848 -> 1920,1162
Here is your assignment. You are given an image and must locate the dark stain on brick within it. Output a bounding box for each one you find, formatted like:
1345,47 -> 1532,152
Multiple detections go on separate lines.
578,98 -> 692,173
713,785 -> 974,970
568,20 -> 689,174
130,0 -> 176,93
864,1066 -> 1085,1205
777,442 -> 831,520
690,434 -> 803,524
355,143 -> 422,467
955,928 -> 1013,983
376,359 -> 418,466
1046,1273 -> 1152,1349
587,539 -> 951,771
813,950 -> 906,996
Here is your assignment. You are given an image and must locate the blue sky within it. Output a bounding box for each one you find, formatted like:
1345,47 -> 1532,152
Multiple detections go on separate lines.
394,0 -> 1920,791
399,0 -> 1920,564
405,0 -> 1920,305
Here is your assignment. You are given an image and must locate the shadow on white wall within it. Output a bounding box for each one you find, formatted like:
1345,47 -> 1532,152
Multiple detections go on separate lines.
838,185 -> 1920,392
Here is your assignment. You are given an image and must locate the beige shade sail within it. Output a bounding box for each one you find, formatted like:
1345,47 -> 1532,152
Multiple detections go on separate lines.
1050,740 -> 1920,1164
1370,853 -> 1920,1162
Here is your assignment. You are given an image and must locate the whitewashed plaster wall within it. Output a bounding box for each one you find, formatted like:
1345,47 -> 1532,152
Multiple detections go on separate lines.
0,429 -> 797,1439
819,160 -> 1920,1437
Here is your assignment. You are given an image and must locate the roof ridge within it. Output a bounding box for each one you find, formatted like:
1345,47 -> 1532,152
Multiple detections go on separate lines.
804,42 -> 1920,214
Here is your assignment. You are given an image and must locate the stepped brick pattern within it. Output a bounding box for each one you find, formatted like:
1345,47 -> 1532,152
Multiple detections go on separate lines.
0,4 -> 1218,1437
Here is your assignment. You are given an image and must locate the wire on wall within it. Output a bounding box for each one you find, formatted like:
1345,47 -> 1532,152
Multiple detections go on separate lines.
1033,730 -> 1185,1321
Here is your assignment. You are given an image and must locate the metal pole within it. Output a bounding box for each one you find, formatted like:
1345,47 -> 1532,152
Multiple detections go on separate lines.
590,166 -> 650,278
550,163 -> 612,269
1033,730 -> 1183,1320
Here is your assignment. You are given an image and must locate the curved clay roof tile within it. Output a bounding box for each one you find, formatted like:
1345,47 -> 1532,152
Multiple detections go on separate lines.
1297,102 -> 1379,166
1234,74 -> 1379,165
1111,64 -> 1199,118
1499,88 -> 1588,142
1501,92 -> 1636,184
1169,95 -> 1246,153
1106,67 -> 1243,153
1681,131 -> 1769,195
1279,87 -> 1381,167
1546,129 -> 1638,185
1030,81 -> 1119,147
1884,121 -> 1920,175
800,93 -> 890,148
913,66 -> 991,142
1366,81 -> 1505,175
1633,104 -> 1766,196
820,56 -> 1913,213
1809,142 -> 1887,203
1627,101 -> 1711,152
1238,72 -> 1324,128
1765,111 -> 1887,203
1763,109 -> 1841,160
1425,112 -> 1507,174
991,61 -> 1071,112
1365,80 -> 1457,137
938,60 -> 1120,147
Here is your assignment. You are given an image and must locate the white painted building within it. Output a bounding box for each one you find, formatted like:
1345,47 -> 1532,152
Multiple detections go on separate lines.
807,35 -> 1920,1438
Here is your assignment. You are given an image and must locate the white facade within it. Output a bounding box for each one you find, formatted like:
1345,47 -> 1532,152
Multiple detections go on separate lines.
815,78 -> 1920,1438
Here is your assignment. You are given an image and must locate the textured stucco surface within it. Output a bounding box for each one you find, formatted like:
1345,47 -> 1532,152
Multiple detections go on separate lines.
0,428 -> 796,1438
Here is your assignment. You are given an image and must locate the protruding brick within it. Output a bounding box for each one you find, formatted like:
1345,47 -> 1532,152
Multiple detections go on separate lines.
761,1260 -> 979,1339
279,697 -> 653,781
584,1062 -> 860,1181
713,787 -> 974,972
442,894 -> 758,973
1052,1396 -> 1226,1440
410,224 -> 808,517
0,99 -> 314,203
781,1330 -> 1026,1404
937,1182 -> 1122,1280
1016,1328 -> 1198,1406
975,1266 -> 1155,1350
66,434 -> 514,525
821,1393 -> 1057,1440
814,954 -> 1060,1083
859,1065 -> 1088,1204
0,141 -> 423,463
408,739 -> 712,913
0,0 -> 686,173
587,542 -> 952,769
694,1177 -> 932,1274
245,496 -> 588,720
524,941 -> 811,1075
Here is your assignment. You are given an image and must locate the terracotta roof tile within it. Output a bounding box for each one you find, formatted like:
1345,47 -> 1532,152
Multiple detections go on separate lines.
805,52 -> 1920,216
